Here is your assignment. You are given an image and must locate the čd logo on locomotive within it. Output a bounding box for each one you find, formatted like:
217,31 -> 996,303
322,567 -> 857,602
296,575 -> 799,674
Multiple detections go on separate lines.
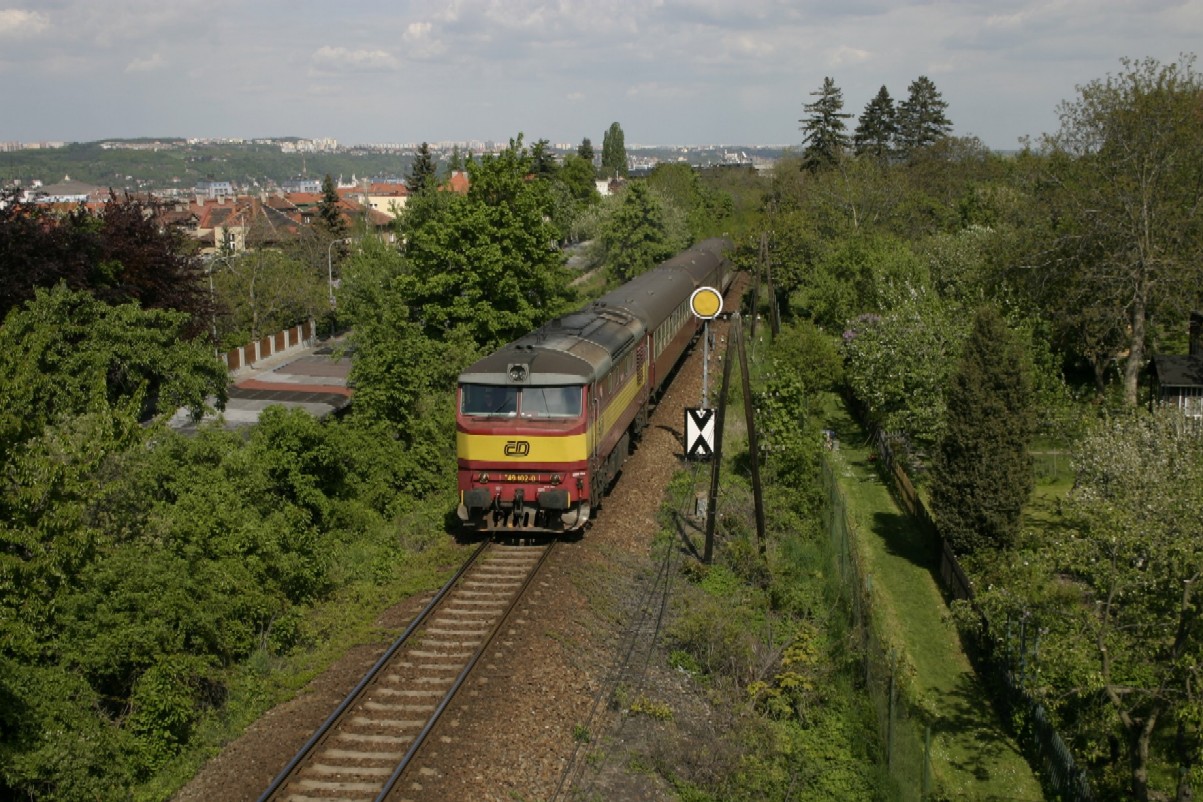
504,440 -> 531,456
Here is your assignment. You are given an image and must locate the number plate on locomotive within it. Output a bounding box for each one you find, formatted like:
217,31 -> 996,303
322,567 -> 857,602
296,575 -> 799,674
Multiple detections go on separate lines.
503,473 -> 540,483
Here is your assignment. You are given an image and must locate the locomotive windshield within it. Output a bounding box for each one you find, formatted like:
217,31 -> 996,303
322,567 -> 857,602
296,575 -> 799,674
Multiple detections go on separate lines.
459,384 -> 582,419
519,386 -> 583,418
461,384 -> 518,416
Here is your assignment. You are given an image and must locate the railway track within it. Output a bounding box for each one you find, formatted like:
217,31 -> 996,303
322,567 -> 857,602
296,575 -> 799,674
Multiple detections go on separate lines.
258,539 -> 553,802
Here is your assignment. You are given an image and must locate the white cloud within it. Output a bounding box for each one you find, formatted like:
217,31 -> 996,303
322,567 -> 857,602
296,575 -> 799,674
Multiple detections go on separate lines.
402,21 -> 447,59
626,81 -> 699,100
723,33 -> 777,60
830,45 -> 872,67
125,53 -> 165,73
0,8 -> 48,37
311,46 -> 400,73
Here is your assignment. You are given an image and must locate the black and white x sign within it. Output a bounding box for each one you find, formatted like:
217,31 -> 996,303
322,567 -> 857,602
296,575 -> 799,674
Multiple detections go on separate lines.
685,407 -> 716,460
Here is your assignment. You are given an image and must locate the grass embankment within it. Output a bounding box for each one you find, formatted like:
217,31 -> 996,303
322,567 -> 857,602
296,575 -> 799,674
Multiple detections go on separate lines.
820,393 -> 1046,801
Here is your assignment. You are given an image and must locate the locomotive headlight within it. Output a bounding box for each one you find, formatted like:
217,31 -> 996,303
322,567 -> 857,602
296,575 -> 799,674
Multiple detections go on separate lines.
478,472 -> 490,483
507,363 -> 528,383
551,473 -> 563,485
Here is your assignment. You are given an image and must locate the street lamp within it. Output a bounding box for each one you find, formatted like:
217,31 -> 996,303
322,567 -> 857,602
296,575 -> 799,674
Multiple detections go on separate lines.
326,237 -> 352,307
326,237 -> 353,338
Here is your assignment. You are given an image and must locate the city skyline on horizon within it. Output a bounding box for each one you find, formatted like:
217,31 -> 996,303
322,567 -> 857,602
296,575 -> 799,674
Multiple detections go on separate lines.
2,2 -> 1201,153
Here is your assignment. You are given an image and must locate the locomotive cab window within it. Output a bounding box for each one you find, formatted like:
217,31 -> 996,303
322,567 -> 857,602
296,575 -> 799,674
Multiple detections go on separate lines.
520,386 -> 583,419
461,384 -> 518,416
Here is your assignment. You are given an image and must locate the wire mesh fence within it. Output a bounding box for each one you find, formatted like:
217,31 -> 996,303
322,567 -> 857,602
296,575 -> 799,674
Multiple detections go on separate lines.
822,458 -> 934,800
824,430 -> 1095,801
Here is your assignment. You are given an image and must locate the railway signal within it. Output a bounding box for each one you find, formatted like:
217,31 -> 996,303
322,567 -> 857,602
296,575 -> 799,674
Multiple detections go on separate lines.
690,286 -> 723,407
685,407 -> 716,459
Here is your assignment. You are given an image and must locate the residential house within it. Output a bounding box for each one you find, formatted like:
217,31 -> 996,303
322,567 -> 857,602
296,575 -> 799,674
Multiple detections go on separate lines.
1151,312 -> 1203,417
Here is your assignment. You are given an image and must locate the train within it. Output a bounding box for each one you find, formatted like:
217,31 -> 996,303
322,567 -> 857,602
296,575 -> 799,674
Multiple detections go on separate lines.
455,238 -> 735,534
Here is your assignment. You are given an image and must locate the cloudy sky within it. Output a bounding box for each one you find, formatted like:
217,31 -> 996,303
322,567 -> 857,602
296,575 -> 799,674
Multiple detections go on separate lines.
1,1 -> 1200,150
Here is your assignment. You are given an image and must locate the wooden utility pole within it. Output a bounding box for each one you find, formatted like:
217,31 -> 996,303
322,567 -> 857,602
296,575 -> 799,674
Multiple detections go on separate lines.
703,327 -> 732,564
703,312 -> 766,562
734,315 -> 767,554
750,233 -> 765,340
766,245 -> 780,338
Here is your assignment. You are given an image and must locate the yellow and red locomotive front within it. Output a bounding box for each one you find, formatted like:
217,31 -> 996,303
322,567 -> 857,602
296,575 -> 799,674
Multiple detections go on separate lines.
456,374 -> 592,532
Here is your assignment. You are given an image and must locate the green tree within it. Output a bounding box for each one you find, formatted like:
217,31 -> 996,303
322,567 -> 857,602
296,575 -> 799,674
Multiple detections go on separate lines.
598,182 -> 675,283
645,162 -> 732,241
530,138 -> 558,180
1036,55 -> 1203,405
978,408 -> 1203,800
0,286 -> 227,458
340,236 -> 467,436
929,305 -> 1034,554
577,137 -> 595,171
210,249 -> 326,347
316,174 -> 347,240
600,122 -> 628,179
407,142 -> 437,195
398,135 -> 576,348
0,190 -> 213,335
1061,409 -> 1203,801
556,153 -> 600,206
853,85 -> 897,161
545,153 -> 601,245
756,321 -> 843,488
800,76 -> 852,171
840,279 -> 963,453
896,76 -> 952,158
794,231 -> 928,330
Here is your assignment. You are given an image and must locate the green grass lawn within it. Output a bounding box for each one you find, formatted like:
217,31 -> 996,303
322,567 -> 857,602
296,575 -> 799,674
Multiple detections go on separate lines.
820,393 -> 1046,801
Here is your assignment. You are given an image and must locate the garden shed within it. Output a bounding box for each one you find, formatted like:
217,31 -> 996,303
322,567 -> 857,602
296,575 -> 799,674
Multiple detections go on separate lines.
1150,312 -> 1203,418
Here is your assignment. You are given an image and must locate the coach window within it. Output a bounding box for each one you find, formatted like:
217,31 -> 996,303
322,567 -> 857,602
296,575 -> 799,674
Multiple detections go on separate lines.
461,384 -> 518,416
520,386 -> 583,418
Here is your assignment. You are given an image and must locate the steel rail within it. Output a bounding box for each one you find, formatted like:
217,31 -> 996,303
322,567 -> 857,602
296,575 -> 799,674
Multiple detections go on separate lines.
256,537 -> 493,802
374,541 -> 556,800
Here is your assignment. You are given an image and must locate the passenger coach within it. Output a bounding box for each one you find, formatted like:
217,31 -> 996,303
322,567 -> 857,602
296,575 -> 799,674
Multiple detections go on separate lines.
455,238 -> 733,534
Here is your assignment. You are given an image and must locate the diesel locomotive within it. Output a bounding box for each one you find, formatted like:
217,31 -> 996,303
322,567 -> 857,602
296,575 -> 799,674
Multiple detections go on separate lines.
455,238 -> 734,534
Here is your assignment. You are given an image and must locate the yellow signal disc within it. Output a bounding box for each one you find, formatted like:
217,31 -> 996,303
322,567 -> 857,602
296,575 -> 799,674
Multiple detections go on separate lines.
689,286 -> 723,320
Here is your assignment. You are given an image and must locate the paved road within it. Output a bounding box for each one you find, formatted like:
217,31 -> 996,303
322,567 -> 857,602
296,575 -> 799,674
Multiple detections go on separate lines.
168,335 -> 352,432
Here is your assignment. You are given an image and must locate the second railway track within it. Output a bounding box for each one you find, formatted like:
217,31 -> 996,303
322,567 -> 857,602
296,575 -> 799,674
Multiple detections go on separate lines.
259,540 -> 553,802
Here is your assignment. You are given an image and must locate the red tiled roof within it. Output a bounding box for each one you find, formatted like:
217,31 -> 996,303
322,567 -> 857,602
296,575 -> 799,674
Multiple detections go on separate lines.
442,171 -> 469,194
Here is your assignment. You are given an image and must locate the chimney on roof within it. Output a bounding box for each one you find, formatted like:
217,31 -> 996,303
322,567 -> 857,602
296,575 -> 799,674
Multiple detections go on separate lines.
1190,312 -> 1203,357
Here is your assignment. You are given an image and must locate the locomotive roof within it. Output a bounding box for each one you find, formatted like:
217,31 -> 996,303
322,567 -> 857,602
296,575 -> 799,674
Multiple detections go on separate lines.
457,305 -> 643,386
457,239 -> 731,388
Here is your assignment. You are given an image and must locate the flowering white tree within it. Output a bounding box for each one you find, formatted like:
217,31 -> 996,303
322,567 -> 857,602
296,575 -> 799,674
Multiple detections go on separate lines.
841,284 -> 965,452
981,409 -> 1203,800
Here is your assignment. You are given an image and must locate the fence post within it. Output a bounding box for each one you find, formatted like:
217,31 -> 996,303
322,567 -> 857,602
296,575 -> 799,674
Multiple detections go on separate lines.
887,663 -> 896,770
923,723 -> 932,796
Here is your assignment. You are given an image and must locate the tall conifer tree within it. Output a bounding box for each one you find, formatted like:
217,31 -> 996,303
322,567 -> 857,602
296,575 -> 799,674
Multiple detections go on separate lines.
896,76 -> 952,157
407,142 -> 437,195
317,174 -> 347,239
577,137 -> 595,168
854,85 -> 898,161
799,76 -> 852,171
930,306 -> 1034,554
600,122 -> 628,179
